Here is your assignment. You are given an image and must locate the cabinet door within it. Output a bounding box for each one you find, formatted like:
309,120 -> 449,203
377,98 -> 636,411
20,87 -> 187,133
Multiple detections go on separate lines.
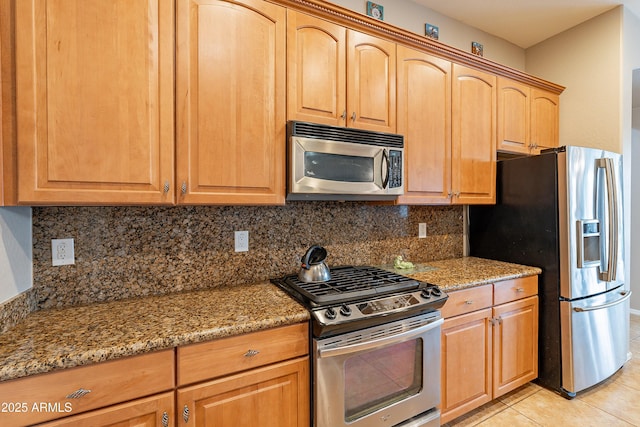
531,88 -> 560,153
347,30 -> 396,133
451,64 -> 496,205
287,11 -> 346,126
177,357 -> 309,427
493,295 -> 539,398
176,0 -> 286,205
441,308 -> 493,424
38,392 -> 174,427
396,45 -> 451,204
16,0 -> 175,205
497,77 -> 531,154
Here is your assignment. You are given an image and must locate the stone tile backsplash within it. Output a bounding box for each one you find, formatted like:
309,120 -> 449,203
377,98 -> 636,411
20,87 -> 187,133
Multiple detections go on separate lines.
31,203 -> 464,309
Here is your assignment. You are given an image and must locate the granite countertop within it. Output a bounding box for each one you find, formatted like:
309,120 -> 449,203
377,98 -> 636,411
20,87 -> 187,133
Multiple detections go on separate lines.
0,256 -> 540,384
0,282 -> 309,382
384,256 -> 541,291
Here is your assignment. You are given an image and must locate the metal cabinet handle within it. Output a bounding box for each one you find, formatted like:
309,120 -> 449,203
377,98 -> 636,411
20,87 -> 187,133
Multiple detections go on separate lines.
181,181 -> 187,195
465,300 -> 473,305
244,349 -> 260,357
161,411 -> 169,427
66,388 -> 91,399
351,112 -> 356,121
163,181 -> 170,194
341,110 -> 347,120
516,287 -> 525,293
183,405 -> 190,423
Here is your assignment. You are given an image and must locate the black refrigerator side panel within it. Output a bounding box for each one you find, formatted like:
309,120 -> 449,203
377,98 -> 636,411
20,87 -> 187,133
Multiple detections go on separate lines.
469,152 -> 562,392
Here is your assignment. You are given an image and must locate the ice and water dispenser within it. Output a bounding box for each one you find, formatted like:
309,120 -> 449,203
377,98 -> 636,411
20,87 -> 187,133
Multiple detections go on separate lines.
577,219 -> 600,268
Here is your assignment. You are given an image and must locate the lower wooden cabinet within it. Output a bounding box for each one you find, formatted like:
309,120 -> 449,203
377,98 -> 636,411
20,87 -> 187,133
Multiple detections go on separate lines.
38,392 -> 174,427
0,349 -> 175,427
177,357 -> 309,427
440,276 -> 538,424
176,323 -> 310,427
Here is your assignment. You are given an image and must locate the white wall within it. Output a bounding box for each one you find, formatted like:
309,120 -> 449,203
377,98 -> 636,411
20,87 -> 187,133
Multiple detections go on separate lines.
632,107 -> 640,312
327,0 -> 525,70
0,207 -> 32,304
525,8 -> 622,153
625,6 -> 640,312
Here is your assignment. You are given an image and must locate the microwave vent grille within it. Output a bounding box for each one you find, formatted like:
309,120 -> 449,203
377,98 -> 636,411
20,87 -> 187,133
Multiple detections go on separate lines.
289,121 -> 403,148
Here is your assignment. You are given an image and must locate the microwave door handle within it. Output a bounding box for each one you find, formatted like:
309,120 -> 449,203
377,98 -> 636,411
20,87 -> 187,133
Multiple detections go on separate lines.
381,149 -> 389,189
596,158 -> 619,282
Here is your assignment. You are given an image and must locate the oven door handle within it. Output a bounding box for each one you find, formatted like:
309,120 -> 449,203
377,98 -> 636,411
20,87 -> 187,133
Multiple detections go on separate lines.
317,317 -> 443,358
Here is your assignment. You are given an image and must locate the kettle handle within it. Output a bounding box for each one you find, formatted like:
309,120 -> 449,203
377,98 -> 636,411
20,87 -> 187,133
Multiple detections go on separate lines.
301,245 -> 322,269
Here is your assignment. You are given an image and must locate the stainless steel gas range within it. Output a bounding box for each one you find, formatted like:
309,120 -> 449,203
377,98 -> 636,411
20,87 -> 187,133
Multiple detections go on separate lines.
272,265 -> 448,427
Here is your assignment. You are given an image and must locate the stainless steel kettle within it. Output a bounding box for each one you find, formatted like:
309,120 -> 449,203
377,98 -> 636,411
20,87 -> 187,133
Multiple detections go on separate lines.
298,245 -> 331,283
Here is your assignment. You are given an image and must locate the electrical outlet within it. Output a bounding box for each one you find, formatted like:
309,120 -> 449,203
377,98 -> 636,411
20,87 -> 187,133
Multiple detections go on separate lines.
235,231 -> 249,252
418,223 -> 427,238
52,238 -> 75,266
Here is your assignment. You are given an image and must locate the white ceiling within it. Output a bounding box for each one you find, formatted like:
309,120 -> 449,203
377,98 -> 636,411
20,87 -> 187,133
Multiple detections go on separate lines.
411,0 -> 640,49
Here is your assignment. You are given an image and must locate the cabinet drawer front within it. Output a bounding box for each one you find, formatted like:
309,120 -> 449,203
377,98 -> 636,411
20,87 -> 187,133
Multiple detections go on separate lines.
493,275 -> 538,305
0,350 -> 174,427
440,284 -> 493,318
177,323 -> 309,386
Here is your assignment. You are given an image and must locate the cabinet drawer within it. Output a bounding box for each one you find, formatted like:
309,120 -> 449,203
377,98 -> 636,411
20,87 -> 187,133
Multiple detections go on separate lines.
177,323 -> 309,386
440,284 -> 493,318
493,276 -> 538,305
0,349 -> 174,427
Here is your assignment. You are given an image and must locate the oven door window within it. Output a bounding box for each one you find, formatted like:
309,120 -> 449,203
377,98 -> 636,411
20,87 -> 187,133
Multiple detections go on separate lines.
343,338 -> 423,422
304,152 -> 374,182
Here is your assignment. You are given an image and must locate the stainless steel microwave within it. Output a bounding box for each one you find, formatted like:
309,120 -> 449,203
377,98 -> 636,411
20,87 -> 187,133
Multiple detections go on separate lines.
286,121 -> 404,201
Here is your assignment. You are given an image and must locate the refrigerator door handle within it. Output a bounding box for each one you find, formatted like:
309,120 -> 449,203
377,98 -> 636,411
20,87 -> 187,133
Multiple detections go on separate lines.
573,290 -> 631,312
596,158 -> 618,282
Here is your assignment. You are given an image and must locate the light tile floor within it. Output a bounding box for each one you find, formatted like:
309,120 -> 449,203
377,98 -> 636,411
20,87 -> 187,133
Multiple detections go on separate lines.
444,314 -> 640,426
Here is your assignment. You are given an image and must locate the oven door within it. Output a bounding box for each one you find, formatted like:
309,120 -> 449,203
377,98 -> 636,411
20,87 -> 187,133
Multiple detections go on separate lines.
313,312 -> 442,427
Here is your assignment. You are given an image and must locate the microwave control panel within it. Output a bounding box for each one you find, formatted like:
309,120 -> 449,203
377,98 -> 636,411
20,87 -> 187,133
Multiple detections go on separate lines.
388,150 -> 402,188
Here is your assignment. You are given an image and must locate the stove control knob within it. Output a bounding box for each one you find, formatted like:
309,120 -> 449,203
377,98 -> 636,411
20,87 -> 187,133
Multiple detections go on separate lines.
420,288 -> 432,299
325,307 -> 337,320
431,287 -> 443,297
340,305 -> 352,317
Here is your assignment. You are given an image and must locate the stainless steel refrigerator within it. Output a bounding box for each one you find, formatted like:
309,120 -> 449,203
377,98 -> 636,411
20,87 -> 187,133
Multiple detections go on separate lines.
469,145 -> 631,398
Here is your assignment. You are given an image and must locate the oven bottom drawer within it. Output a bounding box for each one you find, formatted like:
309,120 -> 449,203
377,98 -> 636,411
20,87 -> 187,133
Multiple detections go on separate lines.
396,409 -> 440,427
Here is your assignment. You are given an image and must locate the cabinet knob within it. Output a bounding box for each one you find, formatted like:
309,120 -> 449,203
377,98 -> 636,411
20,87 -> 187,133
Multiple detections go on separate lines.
183,405 -> 190,423
181,181 -> 187,195
244,349 -> 260,358
66,388 -> 91,399
161,411 -> 169,427
163,181 -> 170,194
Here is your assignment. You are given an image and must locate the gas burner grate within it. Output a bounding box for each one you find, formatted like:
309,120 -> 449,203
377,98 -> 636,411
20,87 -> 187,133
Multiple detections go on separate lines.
281,266 -> 420,304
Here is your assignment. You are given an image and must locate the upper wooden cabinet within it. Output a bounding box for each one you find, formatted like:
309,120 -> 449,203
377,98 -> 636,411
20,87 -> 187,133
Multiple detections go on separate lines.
498,77 -> 560,155
451,64 -> 496,204
287,11 -> 396,133
397,51 -> 495,205
286,11 -> 346,127
396,45 -> 452,204
497,78 -> 530,154
176,0 -> 286,205
531,87 -> 560,153
15,0 -> 175,205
